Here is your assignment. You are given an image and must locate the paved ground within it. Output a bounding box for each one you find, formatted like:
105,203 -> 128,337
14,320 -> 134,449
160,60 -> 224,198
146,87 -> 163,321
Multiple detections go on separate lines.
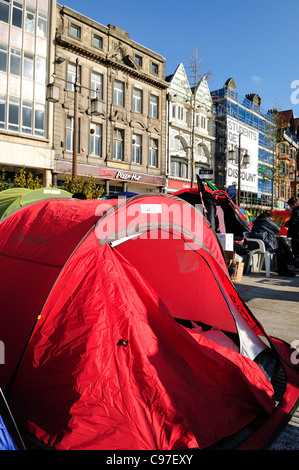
234,268 -> 299,450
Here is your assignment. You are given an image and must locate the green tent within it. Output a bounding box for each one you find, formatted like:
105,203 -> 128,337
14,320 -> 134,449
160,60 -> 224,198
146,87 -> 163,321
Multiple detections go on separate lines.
0,188 -> 73,220
0,188 -> 33,219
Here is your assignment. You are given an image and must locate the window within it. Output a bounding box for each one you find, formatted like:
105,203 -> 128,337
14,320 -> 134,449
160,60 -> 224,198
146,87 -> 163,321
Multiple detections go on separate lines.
171,161 -> 187,178
93,35 -> 103,49
8,96 -> 19,131
151,62 -> 158,74
22,100 -> 32,134
66,116 -> 80,152
67,62 -> 80,91
34,104 -> 44,136
201,116 -> 206,129
23,52 -> 34,80
135,55 -> 142,67
172,105 -> 176,118
66,117 -> 73,151
25,6 -> 35,33
0,44 -> 8,72
35,56 -> 46,83
90,122 -> 102,156
113,128 -> 124,160
0,0 -> 10,24
173,137 -> 185,151
113,80 -> 124,107
37,11 -> 47,38
0,94 -> 5,129
149,138 -> 158,167
132,134 -> 142,164
149,94 -> 158,118
70,24 -> 81,39
91,71 -> 103,99
133,87 -> 142,113
12,1 -> 22,28
177,106 -> 184,120
10,47 -> 21,76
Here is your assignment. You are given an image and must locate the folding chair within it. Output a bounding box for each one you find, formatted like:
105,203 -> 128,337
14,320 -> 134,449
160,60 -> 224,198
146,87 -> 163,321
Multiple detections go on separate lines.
243,231 -> 271,278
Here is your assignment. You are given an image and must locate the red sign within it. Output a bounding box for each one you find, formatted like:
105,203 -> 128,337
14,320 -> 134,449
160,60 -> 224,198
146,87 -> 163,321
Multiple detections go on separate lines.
168,179 -> 198,190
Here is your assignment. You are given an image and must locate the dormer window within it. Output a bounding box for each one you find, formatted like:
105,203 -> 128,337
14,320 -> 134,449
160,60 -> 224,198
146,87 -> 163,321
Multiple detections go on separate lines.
135,54 -> 142,67
93,35 -> 103,49
151,62 -> 158,74
70,24 -> 81,39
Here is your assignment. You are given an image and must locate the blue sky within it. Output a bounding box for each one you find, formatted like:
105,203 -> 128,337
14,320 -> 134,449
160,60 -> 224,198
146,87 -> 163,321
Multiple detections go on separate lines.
61,0 -> 299,117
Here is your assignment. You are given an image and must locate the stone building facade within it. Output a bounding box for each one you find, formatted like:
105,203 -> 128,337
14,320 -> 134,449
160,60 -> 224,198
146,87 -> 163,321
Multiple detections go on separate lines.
49,5 -> 168,194
274,110 -> 298,208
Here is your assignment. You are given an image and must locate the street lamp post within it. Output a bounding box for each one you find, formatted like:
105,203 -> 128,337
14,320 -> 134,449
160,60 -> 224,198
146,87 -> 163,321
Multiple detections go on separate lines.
228,133 -> 250,206
46,57 -> 102,183
72,58 -> 79,180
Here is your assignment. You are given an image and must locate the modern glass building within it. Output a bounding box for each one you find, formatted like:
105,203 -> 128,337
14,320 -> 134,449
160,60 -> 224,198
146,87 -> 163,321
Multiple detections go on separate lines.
0,0 -> 55,185
211,78 -> 276,211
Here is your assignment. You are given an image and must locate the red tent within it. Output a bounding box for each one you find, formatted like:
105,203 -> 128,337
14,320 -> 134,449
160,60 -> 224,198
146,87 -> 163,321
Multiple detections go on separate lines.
0,194 -> 298,450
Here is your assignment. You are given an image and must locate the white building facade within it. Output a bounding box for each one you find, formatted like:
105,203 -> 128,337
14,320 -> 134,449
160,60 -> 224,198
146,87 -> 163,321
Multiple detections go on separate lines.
166,63 -> 215,192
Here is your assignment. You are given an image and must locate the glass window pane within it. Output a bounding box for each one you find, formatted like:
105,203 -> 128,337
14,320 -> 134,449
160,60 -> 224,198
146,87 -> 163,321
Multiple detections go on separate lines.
34,104 -> 44,136
35,56 -> 46,83
70,24 -> 80,38
113,81 -> 124,106
93,35 -> 103,48
8,97 -> 19,131
66,117 -> 73,151
132,134 -> 141,163
23,52 -> 34,80
90,122 -> 102,156
10,48 -> 21,76
37,12 -> 47,38
0,1 -> 9,23
133,88 -> 142,113
0,94 -> 6,129
22,100 -> 32,133
150,95 -> 158,118
12,1 -> 23,28
25,6 -> 35,33
0,44 -> 8,72
67,63 -> 80,91
113,128 -> 124,160
91,71 -> 103,99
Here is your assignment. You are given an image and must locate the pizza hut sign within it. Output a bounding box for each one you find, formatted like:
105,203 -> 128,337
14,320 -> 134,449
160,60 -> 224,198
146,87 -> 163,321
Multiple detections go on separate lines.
115,171 -> 141,181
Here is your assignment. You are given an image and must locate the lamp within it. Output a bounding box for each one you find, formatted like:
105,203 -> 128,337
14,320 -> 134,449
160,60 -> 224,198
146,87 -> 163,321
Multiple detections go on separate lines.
46,83 -> 60,103
90,98 -> 102,116
228,133 -> 250,206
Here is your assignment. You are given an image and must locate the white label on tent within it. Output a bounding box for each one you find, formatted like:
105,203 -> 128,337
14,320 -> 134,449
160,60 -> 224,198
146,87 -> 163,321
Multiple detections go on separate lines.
43,189 -> 61,194
141,204 -> 162,214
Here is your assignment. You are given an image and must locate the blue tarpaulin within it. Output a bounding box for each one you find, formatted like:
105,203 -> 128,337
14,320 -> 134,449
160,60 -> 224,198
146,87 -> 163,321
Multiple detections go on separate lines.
0,416 -> 17,450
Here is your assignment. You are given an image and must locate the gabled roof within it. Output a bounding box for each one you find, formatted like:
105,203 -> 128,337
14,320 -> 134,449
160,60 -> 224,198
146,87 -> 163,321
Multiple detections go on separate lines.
276,109 -> 294,130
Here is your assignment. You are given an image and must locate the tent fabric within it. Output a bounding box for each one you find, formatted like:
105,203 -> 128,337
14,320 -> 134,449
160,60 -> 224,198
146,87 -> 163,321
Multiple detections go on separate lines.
0,187 -> 73,220
0,195 -> 280,450
0,188 -> 32,219
8,237 -> 273,450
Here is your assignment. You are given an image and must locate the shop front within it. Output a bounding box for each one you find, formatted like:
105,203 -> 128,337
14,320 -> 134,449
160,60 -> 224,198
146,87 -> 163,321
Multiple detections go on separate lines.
54,160 -> 167,195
